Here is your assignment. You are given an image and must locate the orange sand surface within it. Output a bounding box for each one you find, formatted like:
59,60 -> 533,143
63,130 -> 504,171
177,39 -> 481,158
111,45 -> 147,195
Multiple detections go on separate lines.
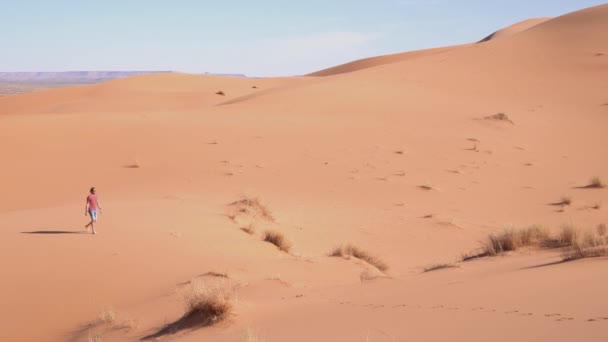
1,4 -> 607,341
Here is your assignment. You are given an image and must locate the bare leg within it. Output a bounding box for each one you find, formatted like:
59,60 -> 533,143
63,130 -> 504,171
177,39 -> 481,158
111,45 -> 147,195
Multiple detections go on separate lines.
91,220 -> 96,234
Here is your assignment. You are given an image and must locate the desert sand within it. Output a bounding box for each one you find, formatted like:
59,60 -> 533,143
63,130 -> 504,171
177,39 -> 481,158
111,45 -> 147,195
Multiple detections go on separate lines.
1,4 -> 607,342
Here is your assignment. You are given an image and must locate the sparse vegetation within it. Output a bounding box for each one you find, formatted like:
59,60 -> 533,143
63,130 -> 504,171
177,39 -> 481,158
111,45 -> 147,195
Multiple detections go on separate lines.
559,196 -> 572,206
423,263 -> 459,273
418,185 -> 433,191
558,224 -> 579,246
330,244 -> 389,272
229,196 -> 275,222
591,203 -> 602,210
597,223 -> 607,236
482,225 -> 550,256
484,112 -> 514,124
99,308 -> 116,324
184,281 -> 233,325
262,230 -> 292,252
587,176 -> 605,189
243,328 -> 264,342
561,229 -> 608,261
459,223 -> 608,263
241,224 -> 255,235
215,91 -> 225,96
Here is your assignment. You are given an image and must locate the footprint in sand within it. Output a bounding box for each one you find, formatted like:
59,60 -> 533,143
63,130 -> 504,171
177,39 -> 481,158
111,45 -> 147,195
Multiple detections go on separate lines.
545,313 -> 561,317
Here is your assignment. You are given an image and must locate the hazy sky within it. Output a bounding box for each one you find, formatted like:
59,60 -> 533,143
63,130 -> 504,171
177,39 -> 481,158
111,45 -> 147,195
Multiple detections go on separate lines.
1,1 -> 604,76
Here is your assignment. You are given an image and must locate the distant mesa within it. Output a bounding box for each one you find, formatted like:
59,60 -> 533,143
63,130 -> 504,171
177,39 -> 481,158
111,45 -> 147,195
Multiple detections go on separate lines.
0,71 -> 248,85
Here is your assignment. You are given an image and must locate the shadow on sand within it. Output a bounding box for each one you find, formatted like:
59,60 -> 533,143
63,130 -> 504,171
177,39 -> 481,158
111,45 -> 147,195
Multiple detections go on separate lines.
21,230 -> 87,235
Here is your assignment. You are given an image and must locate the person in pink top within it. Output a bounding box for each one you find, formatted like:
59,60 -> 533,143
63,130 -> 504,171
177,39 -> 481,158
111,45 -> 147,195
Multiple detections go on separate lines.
85,187 -> 102,234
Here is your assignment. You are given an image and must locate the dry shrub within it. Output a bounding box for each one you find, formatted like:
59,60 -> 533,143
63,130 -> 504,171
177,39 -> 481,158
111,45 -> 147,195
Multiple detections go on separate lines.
330,244 -> 389,272
215,91 -> 225,96
560,197 -> 572,206
484,113 -> 514,124
483,225 -> 549,256
230,197 -> 274,222
558,224 -> 579,246
243,328 -> 264,342
597,223 -> 607,236
262,230 -> 292,252
99,308 -> 116,324
562,229 -> 608,261
241,224 -> 255,235
423,263 -> 459,273
588,177 -> 605,189
184,281 -> 233,325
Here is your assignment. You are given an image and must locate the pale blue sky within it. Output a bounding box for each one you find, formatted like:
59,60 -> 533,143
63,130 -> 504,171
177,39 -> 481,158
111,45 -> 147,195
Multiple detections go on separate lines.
1,1 -> 604,76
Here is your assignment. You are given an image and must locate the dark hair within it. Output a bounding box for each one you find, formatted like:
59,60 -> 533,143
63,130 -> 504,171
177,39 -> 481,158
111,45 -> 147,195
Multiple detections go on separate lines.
90,187 -> 96,193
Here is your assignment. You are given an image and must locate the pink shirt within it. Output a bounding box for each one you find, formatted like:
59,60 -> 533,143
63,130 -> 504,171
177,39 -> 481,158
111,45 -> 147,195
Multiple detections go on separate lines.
87,194 -> 99,210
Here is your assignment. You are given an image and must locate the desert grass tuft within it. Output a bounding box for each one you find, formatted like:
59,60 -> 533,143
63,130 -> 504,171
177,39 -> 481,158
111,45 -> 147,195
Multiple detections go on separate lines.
559,196 -> 572,206
596,223 -> 607,237
98,307 -> 116,324
243,328 -> 264,342
230,196 -> 274,222
561,229 -> 608,261
483,225 -> 550,256
423,263 -> 460,273
587,176 -> 605,189
215,91 -> 225,96
558,224 -> 579,246
241,224 -> 256,235
262,230 -> 292,252
330,244 -> 389,272
184,281 -> 233,325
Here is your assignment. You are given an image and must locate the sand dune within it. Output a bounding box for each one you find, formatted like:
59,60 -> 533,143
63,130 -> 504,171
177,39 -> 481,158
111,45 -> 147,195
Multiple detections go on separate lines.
478,17 -> 551,42
1,4 -> 608,342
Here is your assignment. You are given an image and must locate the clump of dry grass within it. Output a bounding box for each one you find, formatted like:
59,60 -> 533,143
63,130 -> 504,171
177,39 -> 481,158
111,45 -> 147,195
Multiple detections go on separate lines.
330,244 -> 389,272
215,91 -> 225,96
558,224 -> 579,246
561,229 -> 608,261
423,263 -> 460,273
559,196 -> 572,206
484,112 -> 514,124
99,308 -> 116,324
229,197 -> 275,222
483,225 -> 550,256
596,223 -> 607,236
184,281 -> 233,325
243,328 -> 264,342
586,176 -> 605,189
262,230 -> 292,252
241,224 -> 255,235
591,203 -> 602,210
418,185 -> 434,191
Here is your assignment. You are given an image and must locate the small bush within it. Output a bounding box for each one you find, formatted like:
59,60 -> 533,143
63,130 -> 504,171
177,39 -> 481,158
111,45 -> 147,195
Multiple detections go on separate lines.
587,177 -> 605,189
241,225 -> 255,235
262,230 -> 292,252
561,230 -> 608,261
483,225 -> 549,256
558,224 -> 578,246
185,281 -> 233,325
229,197 -> 274,222
560,197 -> 572,206
99,308 -> 116,324
597,223 -> 607,236
330,244 -> 389,272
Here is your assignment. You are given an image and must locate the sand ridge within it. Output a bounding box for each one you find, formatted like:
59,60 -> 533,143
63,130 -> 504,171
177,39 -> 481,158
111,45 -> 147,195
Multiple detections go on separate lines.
1,3 -> 608,342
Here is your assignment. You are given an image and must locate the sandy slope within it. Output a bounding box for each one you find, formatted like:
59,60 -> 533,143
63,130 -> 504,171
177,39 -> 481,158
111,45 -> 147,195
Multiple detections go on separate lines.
478,17 -> 551,42
1,4 -> 608,342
